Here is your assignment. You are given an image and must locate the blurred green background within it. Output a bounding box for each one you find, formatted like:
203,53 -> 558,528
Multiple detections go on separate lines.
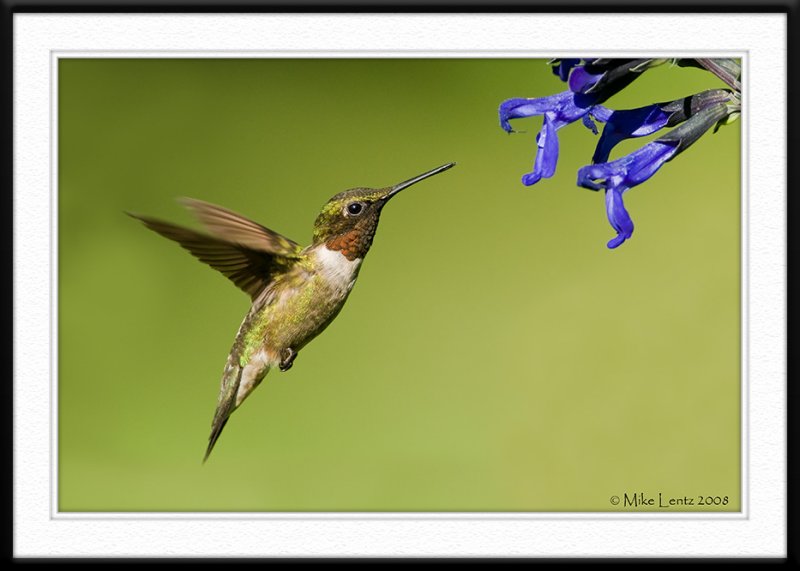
58,59 -> 740,512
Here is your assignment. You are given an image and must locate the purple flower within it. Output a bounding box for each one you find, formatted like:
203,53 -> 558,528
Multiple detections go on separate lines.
578,100 -> 734,248
590,104 -> 672,163
578,141 -> 679,248
500,59 -> 655,186
499,59 -> 741,250
591,89 -> 736,163
499,91 -> 597,185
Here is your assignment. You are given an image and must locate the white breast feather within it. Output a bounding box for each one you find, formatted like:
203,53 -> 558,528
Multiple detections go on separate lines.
314,246 -> 362,296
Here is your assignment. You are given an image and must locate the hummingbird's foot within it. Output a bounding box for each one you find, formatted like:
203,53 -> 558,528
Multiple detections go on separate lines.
279,348 -> 297,372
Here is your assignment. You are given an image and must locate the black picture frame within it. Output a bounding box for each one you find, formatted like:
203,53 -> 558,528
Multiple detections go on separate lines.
3,0 -> 795,563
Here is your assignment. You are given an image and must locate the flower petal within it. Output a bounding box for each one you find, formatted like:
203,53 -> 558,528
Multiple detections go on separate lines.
578,141 -> 679,192
499,91 -> 598,185
522,115 -> 559,186
589,105 -> 614,123
499,91 -> 588,133
592,104 -> 674,163
605,188 -> 634,249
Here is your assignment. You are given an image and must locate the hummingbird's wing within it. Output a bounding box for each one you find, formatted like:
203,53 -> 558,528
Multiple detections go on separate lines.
128,212 -> 300,301
179,197 -> 303,258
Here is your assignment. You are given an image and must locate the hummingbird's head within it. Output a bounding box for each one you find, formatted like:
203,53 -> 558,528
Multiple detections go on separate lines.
311,163 -> 455,260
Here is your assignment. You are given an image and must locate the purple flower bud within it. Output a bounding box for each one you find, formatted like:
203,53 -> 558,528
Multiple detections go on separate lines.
568,66 -> 604,94
550,58 -> 581,82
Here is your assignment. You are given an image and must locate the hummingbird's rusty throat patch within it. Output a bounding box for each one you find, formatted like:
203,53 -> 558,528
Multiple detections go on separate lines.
326,229 -> 368,261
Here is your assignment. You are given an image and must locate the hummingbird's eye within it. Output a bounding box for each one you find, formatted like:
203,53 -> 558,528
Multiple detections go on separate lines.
346,202 -> 364,216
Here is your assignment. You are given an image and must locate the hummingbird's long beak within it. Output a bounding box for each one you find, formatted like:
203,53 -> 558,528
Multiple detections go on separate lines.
381,162 -> 456,201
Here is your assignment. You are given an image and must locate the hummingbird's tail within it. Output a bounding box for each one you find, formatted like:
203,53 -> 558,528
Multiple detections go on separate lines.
203,357 -> 271,463
203,363 -> 241,463
204,408 -> 234,464
204,419 -> 229,463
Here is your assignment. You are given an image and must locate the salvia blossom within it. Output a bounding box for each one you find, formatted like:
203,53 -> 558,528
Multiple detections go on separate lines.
499,58 -> 741,249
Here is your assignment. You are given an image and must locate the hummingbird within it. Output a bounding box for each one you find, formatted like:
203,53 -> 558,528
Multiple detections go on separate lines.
129,162 -> 455,461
